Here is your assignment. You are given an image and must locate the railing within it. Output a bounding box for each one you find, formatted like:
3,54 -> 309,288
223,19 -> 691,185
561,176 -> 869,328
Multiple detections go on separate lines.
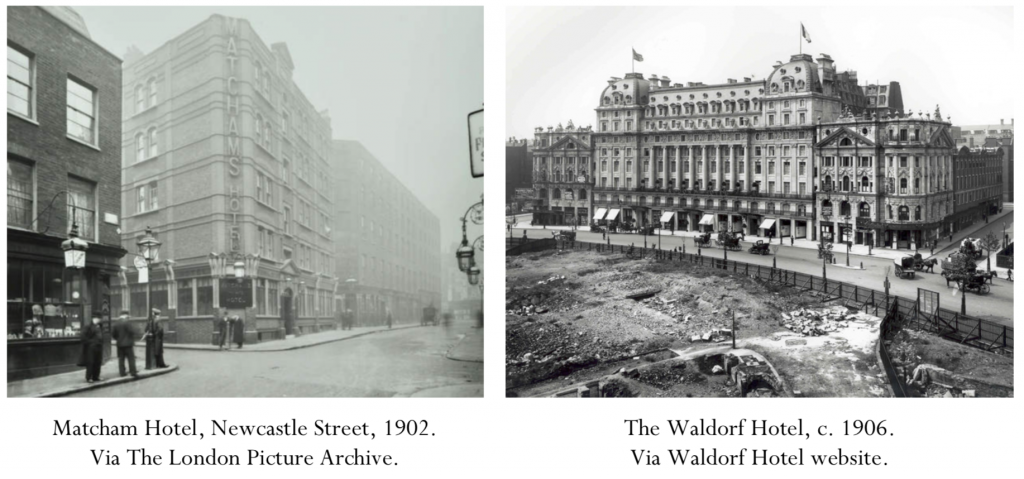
547,239 -> 1013,357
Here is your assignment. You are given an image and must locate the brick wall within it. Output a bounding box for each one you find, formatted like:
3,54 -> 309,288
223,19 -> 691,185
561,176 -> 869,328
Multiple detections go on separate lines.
7,6 -> 123,248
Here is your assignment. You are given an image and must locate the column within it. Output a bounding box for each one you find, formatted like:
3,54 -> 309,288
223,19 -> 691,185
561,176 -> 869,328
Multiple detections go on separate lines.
688,146 -> 696,186
646,148 -> 654,191
663,146 -> 671,191
716,145 -> 724,192
676,146 -> 684,192
701,145 -> 709,191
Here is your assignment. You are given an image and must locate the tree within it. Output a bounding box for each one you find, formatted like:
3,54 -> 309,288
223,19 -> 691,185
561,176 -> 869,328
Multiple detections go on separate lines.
979,231 -> 1002,272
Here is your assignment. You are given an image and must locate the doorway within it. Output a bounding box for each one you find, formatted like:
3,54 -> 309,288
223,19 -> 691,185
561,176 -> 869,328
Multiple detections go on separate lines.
281,288 -> 294,336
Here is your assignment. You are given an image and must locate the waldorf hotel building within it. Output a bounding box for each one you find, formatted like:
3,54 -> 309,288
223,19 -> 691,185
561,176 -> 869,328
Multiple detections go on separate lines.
531,52 -> 988,250
115,15 -> 337,343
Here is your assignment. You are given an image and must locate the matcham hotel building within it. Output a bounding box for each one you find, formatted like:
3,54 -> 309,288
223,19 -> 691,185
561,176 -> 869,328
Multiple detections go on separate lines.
529,52 -> 1001,250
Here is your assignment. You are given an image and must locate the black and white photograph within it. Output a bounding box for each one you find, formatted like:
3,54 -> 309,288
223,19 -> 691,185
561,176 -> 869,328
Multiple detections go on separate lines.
7,5 -> 483,397
505,6 -> 1013,398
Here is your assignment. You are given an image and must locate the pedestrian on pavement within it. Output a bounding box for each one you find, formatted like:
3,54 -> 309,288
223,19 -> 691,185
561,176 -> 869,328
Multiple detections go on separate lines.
79,313 -> 104,383
112,310 -> 138,377
342,308 -> 354,330
144,308 -> 167,369
232,314 -> 245,349
215,308 -> 229,350
386,308 -> 393,329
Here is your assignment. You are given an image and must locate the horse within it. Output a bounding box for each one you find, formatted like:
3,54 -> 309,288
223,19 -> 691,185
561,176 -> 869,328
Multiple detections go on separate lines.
920,258 -> 937,273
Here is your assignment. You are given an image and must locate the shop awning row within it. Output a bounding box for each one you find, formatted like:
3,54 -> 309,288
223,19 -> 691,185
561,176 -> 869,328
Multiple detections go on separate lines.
759,219 -> 776,230
698,214 -> 714,226
659,211 -> 675,223
593,208 -> 608,221
606,209 -> 621,220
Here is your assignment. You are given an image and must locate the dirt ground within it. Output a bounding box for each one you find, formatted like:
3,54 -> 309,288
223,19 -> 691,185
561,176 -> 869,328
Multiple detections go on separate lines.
886,329 -> 1013,397
506,248 -> 1013,398
506,249 -> 823,393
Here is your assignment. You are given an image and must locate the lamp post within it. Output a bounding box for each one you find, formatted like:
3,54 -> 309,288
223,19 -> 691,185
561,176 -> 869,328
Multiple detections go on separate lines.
136,226 -> 162,319
456,196 -> 484,288
61,222 -> 89,331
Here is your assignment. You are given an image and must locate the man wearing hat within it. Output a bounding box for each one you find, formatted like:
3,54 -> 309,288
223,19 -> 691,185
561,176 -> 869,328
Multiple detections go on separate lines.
143,308 -> 168,369
79,313 -> 105,383
111,310 -> 138,377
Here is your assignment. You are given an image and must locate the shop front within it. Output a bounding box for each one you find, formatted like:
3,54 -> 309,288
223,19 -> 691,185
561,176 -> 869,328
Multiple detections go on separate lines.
758,218 -> 777,238
698,214 -> 715,232
659,211 -> 676,231
819,221 -> 835,243
7,229 -> 125,381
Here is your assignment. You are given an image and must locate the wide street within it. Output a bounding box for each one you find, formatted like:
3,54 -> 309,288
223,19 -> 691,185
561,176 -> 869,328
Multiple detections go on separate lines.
71,321 -> 483,397
510,211 -> 1014,325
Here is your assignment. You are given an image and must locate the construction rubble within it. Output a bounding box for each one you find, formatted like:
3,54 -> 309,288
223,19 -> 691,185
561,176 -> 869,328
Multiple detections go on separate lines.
779,305 -> 868,337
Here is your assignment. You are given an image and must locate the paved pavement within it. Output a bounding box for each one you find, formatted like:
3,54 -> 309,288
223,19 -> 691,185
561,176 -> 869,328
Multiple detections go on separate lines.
162,324 -> 421,352
8,358 -> 177,398
446,327 -> 484,362
61,320 -> 483,397
511,210 -> 1014,325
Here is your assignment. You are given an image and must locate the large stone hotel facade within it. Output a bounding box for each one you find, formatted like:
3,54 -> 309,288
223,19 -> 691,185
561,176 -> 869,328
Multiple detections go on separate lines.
116,15 -> 337,343
530,52 -> 1001,250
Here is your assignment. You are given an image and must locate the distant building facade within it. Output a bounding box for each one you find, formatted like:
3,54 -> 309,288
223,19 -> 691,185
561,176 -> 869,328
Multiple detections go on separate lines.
530,121 -> 593,226
331,140 -> 442,325
952,119 -> 1013,148
505,137 -> 532,214
7,6 -> 126,379
862,81 -> 903,117
117,15 -> 337,344
951,146 -> 1004,231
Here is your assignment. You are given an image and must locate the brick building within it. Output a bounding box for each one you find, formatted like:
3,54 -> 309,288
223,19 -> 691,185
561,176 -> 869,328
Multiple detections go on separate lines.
7,6 -> 126,379
114,15 -> 337,344
530,121 -> 593,226
331,140 -> 442,326
950,145 -> 1004,231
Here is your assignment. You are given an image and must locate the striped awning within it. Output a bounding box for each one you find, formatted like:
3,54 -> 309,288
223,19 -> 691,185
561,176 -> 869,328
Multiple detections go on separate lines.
759,219 -> 776,230
606,209 -> 621,220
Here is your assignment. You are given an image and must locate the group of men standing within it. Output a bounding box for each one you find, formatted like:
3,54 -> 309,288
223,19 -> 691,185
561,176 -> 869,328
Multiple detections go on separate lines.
79,308 -> 168,383
213,308 -> 246,350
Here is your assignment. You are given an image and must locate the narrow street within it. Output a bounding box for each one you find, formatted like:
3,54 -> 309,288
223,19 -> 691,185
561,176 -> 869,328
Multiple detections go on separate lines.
70,322 -> 483,397
511,210 -> 1013,325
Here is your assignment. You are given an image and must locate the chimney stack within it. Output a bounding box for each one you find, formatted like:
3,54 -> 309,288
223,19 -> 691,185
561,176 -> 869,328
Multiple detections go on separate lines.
727,78 -> 737,84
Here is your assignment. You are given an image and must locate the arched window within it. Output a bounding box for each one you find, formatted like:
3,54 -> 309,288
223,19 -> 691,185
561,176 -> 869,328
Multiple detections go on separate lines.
859,202 -> 870,218
135,85 -> 146,113
265,120 -> 273,150
148,128 -> 158,158
750,201 -> 759,212
255,114 -> 264,144
840,138 -> 851,146
823,175 -> 833,190
914,205 -> 921,220
860,176 -> 870,191
840,201 -> 851,217
899,177 -> 908,193
898,205 -> 909,221
552,189 -> 561,199
136,132 -> 146,162
842,176 -> 851,191
148,78 -> 157,107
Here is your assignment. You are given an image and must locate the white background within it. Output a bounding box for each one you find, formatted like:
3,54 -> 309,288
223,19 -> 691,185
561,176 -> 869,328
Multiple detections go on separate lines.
4,0 -> 1021,478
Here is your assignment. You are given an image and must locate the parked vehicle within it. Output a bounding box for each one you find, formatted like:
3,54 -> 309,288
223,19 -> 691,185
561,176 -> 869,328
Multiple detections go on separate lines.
894,256 -> 916,279
748,240 -> 771,255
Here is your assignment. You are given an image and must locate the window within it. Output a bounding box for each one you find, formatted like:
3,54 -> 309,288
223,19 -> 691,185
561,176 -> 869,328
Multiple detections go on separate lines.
899,157 -> 908,168
196,278 -> 214,316
7,45 -> 33,118
148,128 -> 158,157
177,279 -> 194,317
7,158 -> 33,229
136,133 -> 147,162
148,78 -> 157,108
283,206 -> 292,235
137,181 -> 157,213
66,78 -> 97,144
135,85 -> 146,114
67,176 -> 96,240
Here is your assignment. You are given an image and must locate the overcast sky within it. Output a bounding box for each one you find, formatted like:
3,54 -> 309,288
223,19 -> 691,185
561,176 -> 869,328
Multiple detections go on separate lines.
506,6 -> 1013,139
78,6 -> 483,248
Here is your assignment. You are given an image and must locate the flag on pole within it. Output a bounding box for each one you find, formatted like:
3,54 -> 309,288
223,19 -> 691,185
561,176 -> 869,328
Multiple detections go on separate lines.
632,48 -> 644,62
801,22 -> 812,43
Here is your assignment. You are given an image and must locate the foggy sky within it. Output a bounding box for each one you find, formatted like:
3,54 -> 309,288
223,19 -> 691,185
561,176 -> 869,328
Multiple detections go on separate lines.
506,6 -> 1013,139
77,6 -> 483,248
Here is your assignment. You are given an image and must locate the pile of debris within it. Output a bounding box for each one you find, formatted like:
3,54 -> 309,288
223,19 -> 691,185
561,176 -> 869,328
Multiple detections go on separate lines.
780,306 -> 854,337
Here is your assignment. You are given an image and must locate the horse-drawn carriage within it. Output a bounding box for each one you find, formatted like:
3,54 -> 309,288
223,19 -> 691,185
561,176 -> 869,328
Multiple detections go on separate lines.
958,237 -> 985,260
939,252 -> 993,294
638,224 -> 657,236
748,240 -> 771,255
894,256 -> 916,279
553,231 -> 576,242
910,253 -> 937,273
715,231 -> 743,251
694,231 -> 712,248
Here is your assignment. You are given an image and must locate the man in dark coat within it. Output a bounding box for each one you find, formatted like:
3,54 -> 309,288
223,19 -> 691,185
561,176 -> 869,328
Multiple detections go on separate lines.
386,308 -> 393,329
231,314 -> 244,349
144,308 -> 167,369
215,308 -> 229,350
111,310 -> 138,377
80,313 -> 104,383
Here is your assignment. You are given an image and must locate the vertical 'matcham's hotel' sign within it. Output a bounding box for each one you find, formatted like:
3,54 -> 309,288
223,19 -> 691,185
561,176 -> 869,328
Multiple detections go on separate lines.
225,18 -> 242,254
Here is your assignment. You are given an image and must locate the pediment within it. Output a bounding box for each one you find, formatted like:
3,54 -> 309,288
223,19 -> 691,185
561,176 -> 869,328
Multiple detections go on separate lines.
815,126 -> 876,148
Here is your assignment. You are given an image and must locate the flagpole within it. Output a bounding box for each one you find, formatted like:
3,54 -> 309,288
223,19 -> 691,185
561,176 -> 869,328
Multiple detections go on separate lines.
799,25 -> 802,55
632,47 -> 634,74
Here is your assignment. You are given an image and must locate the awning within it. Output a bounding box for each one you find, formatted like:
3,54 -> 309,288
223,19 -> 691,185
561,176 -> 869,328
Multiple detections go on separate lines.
659,211 -> 675,223
606,209 -> 621,220
698,214 -> 714,226
593,208 -> 608,221
759,219 -> 776,230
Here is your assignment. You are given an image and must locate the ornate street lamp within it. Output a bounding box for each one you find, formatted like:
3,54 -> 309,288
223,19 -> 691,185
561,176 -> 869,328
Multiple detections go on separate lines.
456,195 -> 484,280
136,227 -> 162,317
233,261 -> 245,279
61,222 -> 89,269
467,264 -> 481,285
